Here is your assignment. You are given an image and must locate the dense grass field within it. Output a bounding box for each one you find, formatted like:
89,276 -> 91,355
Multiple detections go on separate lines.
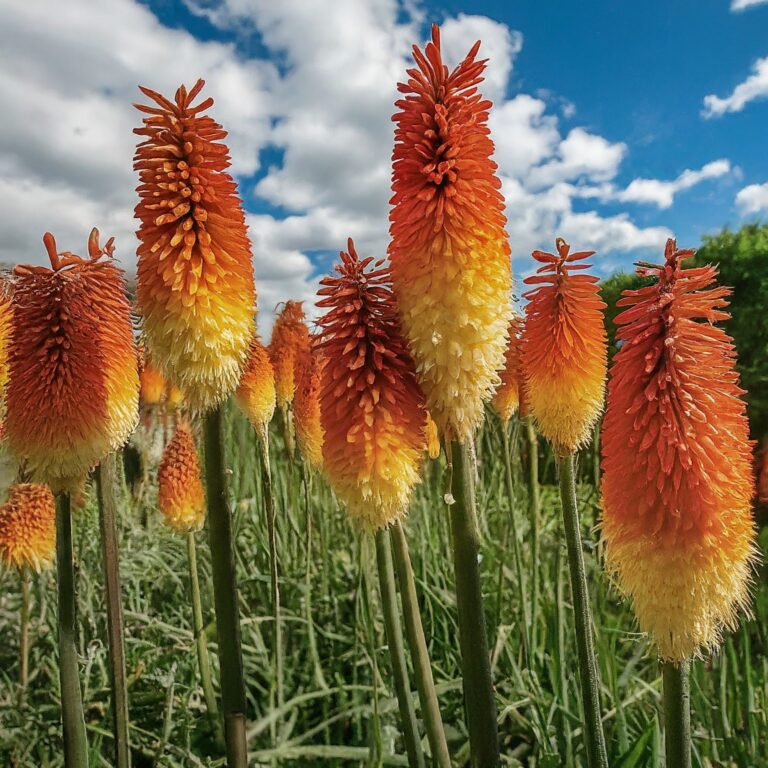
0,403 -> 766,767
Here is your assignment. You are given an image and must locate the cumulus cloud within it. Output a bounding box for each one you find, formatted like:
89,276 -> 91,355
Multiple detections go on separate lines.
703,56 -> 768,117
731,0 -> 768,10
735,183 -> 768,215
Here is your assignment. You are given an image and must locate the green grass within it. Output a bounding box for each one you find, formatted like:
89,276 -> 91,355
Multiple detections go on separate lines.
0,403 -> 766,766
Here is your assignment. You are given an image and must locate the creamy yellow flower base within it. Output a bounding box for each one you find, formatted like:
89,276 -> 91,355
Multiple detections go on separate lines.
603,521 -> 755,661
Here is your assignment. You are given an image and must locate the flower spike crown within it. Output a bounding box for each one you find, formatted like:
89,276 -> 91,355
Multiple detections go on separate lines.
521,238 -> 607,454
315,239 -> 426,531
134,79 -> 256,413
601,238 -> 757,661
6,231 -> 139,492
389,24 -> 512,444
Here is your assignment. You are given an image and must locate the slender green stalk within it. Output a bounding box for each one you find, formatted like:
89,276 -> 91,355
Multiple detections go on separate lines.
257,431 -> 285,716
20,566 -> 30,692
96,453 -> 131,768
525,418 -> 541,654
374,528 -> 424,768
556,452 -> 608,768
186,531 -> 223,746
448,440 -> 499,768
662,659 -> 692,768
501,421 -> 530,663
55,492 -> 89,768
390,521 -> 451,768
204,405 -> 248,768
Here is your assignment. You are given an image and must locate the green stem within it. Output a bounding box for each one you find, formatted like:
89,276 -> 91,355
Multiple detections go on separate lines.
374,528 -> 425,768
258,432 -> 285,717
662,659 -> 692,768
186,531 -> 223,746
55,492 -> 89,768
501,422 -> 530,664
390,521 -> 451,768
96,454 -> 131,768
204,405 -> 248,768
20,566 -> 30,692
525,418 -> 541,655
448,440 -> 499,767
556,452 -> 608,768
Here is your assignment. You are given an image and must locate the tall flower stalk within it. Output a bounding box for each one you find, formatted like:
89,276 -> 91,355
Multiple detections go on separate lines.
6,231 -> 139,768
389,25 -> 512,765
601,239 -> 757,766
134,80 -> 256,768
316,239 -> 449,766
521,238 -> 608,768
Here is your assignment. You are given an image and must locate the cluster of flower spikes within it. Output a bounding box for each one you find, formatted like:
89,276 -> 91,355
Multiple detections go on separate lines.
315,239 -> 427,530
269,301 -> 310,410
389,23 -> 512,445
134,79 -> 255,412
0,483 -> 56,571
601,239 -> 756,662
158,423 -> 206,533
492,314 -> 523,423
235,336 -> 276,441
293,347 -> 325,470
6,231 -> 139,492
521,238 -> 607,455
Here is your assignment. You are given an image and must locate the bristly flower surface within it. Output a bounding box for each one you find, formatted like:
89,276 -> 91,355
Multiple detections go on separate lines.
158,424 -> 206,533
0,483 -> 56,572
316,239 -> 426,530
235,336 -> 276,440
134,79 -> 255,412
389,24 -> 512,444
601,239 -> 757,661
294,348 -> 324,470
269,301 -> 310,409
521,238 -> 607,454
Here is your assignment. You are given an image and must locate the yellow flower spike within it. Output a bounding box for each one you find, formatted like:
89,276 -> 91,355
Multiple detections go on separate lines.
139,347 -> 166,407
158,424 -> 206,533
316,239 -> 426,531
425,412 -> 441,460
235,336 -> 276,440
389,24 -> 512,443
134,79 -> 256,412
0,483 -> 56,572
293,348 -> 324,470
268,301 -> 310,409
6,231 -> 139,492
492,315 -> 522,423
521,239 -> 607,454
601,239 -> 757,661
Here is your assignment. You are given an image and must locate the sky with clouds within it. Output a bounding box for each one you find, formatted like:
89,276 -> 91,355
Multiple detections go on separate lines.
1,0 -> 766,335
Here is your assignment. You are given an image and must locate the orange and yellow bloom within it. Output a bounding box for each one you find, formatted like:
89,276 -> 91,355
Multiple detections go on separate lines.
0,483 -> 56,571
389,24 -> 512,443
235,337 -> 276,440
601,239 -> 756,661
521,239 -> 607,454
134,79 -> 255,412
158,424 -> 206,533
293,349 -> 324,470
492,315 -> 522,423
316,239 -> 426,530
269,301 -> 310,409
6,231 -> 139,491
139,348 -> 166,407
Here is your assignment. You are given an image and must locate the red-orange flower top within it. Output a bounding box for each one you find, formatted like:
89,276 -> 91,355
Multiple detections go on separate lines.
6,231 -> 139,491
601,239 -> 756,660
269,301 -> 310,409
134,79 -> 255,412
389,24 -> 512,443
521,239 -> 607,454
316,239 -> 426,530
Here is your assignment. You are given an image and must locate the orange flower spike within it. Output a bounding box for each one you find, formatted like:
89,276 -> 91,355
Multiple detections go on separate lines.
492,315 -> 522,423
601,239 -> 757,661
235,337 -> 276,439
6,232 -> 139,491
139,349 -> 166,406
521,239 -> 607,454
134,79 -> 256,412
0,483 -> 56,571
293,348 -> 324,470
316,239 -> 427,530
389,24 -> 512,443
268,301 -> 310,409
158,424 -> 206,533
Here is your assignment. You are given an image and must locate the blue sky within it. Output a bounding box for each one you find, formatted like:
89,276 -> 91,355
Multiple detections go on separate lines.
1,0 -> 767,332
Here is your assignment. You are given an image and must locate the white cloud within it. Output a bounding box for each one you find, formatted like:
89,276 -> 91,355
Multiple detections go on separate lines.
703,56 -> 768,117
731,0 -> 768,10
735,183 -> 768,214
617,160 -> 732,209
